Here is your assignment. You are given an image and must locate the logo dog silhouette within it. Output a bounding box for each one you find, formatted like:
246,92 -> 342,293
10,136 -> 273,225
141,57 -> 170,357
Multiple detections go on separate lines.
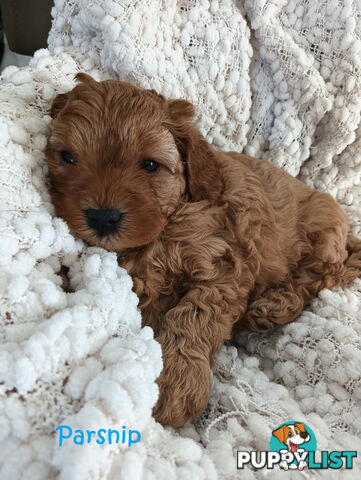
272,422 -> 311,470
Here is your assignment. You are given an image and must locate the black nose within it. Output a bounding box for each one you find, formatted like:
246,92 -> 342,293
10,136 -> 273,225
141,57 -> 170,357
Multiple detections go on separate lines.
85,208 -> 123,237
300,431 -> 309,439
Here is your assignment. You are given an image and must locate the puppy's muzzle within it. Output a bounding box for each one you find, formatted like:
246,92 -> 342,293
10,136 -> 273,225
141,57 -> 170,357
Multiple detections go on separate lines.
85,208 -> 124,237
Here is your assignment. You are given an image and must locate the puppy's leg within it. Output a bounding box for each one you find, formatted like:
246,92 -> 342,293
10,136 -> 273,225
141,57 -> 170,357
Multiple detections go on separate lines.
242,234 -> 361,333
241,255 -> 335,332
242,285 -> 306,332
300,194 -> 361,287
339,234 -> 361,286
241,192 -> 356,332
153,282 -> 248,426
301,191 -> 349,265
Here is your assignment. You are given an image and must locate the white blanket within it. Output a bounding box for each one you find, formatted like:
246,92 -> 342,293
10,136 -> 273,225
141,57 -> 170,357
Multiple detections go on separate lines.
1,0 -> 361,478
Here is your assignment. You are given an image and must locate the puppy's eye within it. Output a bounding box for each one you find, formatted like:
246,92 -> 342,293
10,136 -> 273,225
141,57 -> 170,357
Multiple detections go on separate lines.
288,431 -> 293,437
61,151 -> 76,165
141,159 -> 159,172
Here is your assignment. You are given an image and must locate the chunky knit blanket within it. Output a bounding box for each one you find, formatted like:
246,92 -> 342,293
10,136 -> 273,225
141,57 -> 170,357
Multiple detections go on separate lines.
1,1 -> 361,478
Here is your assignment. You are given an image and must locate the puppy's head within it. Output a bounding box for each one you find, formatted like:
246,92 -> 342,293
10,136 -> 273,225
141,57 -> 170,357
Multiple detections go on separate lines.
47,73 -> 222,252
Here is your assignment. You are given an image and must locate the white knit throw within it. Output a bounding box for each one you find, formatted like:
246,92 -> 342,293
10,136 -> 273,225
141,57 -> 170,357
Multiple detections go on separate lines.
0,1 -> 360,478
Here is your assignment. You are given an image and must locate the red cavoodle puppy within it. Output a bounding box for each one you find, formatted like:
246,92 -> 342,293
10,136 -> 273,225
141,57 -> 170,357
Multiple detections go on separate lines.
47,73 -> 361,426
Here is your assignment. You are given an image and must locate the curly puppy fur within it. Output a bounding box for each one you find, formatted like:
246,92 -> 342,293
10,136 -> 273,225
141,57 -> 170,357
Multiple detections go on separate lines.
47,73 -> 361,427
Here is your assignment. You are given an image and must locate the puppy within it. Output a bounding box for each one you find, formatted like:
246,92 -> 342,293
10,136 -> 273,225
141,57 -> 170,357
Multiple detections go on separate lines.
47,73 -> 361,426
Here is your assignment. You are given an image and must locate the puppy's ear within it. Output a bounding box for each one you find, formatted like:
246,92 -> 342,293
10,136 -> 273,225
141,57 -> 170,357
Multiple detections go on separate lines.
75,72 -> 97,85
50,92 -> 70,119
168,99 -> 195,124
272,425 -> 288,445
51,73 -> 97,118
167,99 -> 223,202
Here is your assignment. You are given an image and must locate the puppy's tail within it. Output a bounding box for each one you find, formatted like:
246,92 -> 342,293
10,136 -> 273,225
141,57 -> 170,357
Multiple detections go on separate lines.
341,234 -> 361,286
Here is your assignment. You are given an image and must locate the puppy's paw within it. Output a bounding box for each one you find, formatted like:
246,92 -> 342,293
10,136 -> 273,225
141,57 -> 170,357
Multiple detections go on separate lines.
152,350 -> 211,427
245,288 -> 303,332
153,392 -> 190,427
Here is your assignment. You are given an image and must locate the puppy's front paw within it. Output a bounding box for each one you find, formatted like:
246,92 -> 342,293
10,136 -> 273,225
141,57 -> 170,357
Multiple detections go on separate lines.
152,351 -> 211,427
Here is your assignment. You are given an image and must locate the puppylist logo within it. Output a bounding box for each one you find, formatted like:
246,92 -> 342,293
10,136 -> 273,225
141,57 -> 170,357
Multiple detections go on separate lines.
237,421 -> 357,471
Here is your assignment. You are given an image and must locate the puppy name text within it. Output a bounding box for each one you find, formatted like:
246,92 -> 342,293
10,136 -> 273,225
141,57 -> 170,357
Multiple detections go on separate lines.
56,425 -> 141,447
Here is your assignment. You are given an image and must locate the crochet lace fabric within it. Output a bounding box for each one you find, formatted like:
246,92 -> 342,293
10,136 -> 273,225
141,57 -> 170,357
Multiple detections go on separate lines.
0,1 -> 360,478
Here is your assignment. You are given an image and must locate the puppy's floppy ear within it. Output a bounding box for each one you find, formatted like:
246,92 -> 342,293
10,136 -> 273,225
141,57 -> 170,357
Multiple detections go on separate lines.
50,92 -> 70,119
51,73 -> 97,118
75,72 -> 97,85
272,425 -> 288,445
168,98 -> 195,124
167,99 -> 223,202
